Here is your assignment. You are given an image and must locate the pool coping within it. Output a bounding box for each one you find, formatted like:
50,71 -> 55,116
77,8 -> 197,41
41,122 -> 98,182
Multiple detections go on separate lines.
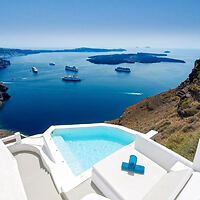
43,123 -> 147,192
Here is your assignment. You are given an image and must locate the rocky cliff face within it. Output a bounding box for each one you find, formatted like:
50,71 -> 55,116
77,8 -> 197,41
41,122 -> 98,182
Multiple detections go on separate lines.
176,59 -> 200,117
0,58 -> 10,69
0,83 -> 10,106
107,59 -> 200,161
0,83 -> 13,138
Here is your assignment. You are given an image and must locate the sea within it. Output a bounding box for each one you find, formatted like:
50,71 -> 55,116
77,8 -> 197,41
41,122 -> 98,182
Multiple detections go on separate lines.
0,48 -> 199,135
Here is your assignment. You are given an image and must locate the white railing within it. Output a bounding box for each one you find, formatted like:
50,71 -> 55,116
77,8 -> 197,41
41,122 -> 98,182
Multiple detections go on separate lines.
1,132 -> 21,144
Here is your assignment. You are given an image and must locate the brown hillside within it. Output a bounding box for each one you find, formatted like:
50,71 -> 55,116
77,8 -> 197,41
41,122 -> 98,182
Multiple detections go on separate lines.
107,59 -> 200,161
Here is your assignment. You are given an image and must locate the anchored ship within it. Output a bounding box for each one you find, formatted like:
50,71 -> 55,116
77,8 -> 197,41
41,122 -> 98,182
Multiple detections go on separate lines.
32,66 -> 38,73
115,67 -> 131,72
62,75 -> 81,82
65,65 -> 78,72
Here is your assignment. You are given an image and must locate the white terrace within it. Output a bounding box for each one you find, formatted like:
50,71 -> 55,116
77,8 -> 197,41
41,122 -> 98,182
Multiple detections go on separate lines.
1,123 -> 200,200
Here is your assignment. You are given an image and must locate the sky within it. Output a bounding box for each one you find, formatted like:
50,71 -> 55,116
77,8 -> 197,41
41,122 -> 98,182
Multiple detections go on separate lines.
0,0 -> 200,49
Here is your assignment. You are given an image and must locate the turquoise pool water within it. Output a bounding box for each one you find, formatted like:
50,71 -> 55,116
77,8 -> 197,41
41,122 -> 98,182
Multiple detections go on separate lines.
51,126 -> 135,176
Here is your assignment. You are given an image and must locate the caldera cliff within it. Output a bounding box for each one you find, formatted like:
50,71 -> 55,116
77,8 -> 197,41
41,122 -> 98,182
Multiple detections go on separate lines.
0,83 -> 10,105
107,59 -> 200,161
0,83 -> 13,138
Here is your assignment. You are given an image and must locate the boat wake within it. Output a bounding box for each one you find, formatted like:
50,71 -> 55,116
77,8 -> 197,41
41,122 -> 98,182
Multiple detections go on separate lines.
125,92 -> 143,96
2,81 -> 13,84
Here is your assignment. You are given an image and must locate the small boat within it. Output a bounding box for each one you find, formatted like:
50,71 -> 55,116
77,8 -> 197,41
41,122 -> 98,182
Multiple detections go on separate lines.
49,62 -> 55,65
115,67 -> 131,73
62,75 -> 81,82
32,66 -> 38,73
65,65 -> 78,72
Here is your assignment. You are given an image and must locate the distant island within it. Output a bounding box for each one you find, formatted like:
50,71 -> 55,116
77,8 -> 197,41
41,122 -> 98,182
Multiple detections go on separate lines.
0,47 -> 126,58
87,52 -> 185,65
164,50 -> 171,53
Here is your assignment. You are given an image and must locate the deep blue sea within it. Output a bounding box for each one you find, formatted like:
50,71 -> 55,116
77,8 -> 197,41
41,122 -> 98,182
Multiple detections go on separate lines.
0,48 -> 199,135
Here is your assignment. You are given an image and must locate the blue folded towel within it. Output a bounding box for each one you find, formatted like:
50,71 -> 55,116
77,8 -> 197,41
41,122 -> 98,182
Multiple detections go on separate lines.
128,155 -> 137,169
121,162 -> 130,171
121,155 -> 145,174
122,162 -> 145,174
134,165 -> 145,174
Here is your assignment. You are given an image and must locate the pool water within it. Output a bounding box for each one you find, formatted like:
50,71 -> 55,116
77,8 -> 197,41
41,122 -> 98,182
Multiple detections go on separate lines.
51,126 -> 135,176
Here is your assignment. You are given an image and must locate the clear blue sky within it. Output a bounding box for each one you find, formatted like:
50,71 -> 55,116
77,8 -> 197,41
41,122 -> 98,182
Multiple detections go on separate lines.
0,0 -> 200,49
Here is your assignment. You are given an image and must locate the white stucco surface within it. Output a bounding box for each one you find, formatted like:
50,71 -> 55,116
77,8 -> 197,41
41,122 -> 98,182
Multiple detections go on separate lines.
0,140 -> 27,200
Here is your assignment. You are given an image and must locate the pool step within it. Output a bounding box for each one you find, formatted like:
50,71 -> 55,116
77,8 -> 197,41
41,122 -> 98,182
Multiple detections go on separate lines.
53,136 -> 83,175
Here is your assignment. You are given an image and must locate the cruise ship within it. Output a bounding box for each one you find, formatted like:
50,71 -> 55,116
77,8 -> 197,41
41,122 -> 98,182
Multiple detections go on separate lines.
32,66 -> 38,73
115,67 -> 131,72
62,75 -> 81,82
65,65 -> 78,72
